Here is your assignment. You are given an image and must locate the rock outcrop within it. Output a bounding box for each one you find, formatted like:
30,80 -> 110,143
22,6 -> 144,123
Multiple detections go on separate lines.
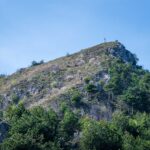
0,122 -> 9,143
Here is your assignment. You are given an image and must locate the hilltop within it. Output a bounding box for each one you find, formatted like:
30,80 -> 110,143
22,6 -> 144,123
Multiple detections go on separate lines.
0,41 -> 137,117
0,41 -> 150,149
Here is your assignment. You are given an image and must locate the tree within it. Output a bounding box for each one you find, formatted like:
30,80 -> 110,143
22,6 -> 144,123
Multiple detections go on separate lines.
139,73 -> 150,92
122,133 -> 150,150
80,118 -> 121,150
1,105 -> 59,150
112,112 -> 150,149
119,86 -> 150,113
104,60 -> 134,95
5,101 -> 27,122
58,109 -> 79,149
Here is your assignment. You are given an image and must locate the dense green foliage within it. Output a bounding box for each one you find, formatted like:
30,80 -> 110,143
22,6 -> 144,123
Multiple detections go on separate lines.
105,59 -> 150,113
80,118 -> 122,150
1,104 -> 150,150
1,103 -> 79,150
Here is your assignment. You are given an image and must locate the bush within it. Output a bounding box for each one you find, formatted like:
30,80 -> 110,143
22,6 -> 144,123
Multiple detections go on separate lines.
31,60 -> 44,67
51,81 -> 58,88
72,94 -> 81,106
85,83 -> 98,93
84,77 -> 91,84
11,93 -> 20,104
69,88 -> 82,107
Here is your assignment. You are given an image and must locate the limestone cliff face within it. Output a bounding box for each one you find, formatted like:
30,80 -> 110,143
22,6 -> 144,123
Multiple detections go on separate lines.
0,41 -> 137,119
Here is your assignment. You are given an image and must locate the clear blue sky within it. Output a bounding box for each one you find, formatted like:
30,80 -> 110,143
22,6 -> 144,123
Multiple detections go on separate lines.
0,0 -> 150,74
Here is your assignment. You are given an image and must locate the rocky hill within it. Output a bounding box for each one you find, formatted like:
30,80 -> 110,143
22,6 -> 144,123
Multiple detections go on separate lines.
0,41 -> 137,119
0,41 -> 150,149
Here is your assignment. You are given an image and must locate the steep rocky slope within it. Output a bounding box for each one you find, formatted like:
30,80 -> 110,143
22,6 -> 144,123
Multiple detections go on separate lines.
0,41 -> 137,120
